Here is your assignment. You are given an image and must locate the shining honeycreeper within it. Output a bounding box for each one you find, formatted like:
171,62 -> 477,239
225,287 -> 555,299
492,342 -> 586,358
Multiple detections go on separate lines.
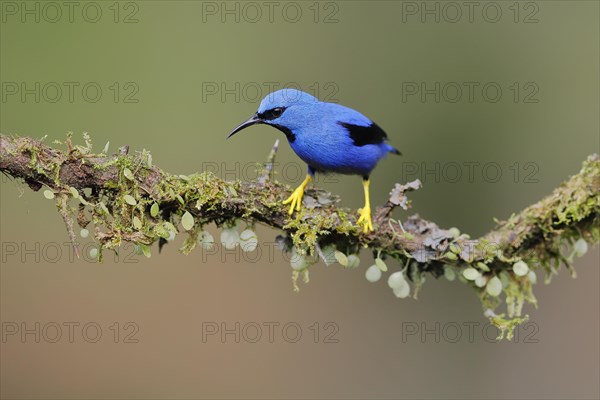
228,89 -> 400,233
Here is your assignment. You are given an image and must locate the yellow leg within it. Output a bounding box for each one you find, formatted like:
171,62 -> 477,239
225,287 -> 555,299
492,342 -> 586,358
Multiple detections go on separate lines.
357,179 -> 374,233
283,174 -> 312,215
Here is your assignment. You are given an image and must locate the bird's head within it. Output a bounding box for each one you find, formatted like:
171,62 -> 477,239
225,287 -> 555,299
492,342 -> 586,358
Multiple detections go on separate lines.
227,89 -> 319,140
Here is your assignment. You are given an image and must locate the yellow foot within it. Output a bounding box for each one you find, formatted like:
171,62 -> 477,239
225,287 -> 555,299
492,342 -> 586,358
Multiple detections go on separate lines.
282,186 -> 305,215
282,174 -> 312,215
358,178 -> 374,233
357,205 -> 374,233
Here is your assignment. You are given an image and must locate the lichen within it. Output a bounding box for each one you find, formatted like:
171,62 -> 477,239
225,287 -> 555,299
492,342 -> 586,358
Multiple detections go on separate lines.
1,133 -> 598,341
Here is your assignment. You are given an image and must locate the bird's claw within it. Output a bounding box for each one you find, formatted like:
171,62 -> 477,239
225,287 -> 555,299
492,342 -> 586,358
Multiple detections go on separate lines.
357,206 -> 374,233
282,186 -> 305,215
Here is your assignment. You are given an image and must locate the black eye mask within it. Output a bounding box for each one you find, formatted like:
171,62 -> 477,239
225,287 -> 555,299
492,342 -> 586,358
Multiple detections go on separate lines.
259,107 -> 286,121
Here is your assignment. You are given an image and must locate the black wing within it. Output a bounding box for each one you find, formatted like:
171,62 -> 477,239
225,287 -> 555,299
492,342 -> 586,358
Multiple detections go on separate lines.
337,121 -> 388,147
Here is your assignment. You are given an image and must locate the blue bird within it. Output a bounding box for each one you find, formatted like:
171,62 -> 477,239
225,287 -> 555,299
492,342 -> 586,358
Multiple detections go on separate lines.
228,89 -> 400,232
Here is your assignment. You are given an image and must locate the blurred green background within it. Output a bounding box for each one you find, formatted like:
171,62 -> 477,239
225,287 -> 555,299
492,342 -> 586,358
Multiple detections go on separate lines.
1,1 -> 598,399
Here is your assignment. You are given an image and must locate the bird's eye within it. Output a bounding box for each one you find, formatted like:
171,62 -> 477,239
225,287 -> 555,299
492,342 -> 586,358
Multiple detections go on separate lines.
260,107 -> 285,120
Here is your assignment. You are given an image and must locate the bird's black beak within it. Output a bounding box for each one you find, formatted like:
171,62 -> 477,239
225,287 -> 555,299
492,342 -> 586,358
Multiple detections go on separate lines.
227,113 -> 264,139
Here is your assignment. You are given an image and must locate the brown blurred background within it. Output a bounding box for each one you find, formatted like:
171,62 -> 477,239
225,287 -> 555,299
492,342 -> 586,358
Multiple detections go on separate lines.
1,1 -> 598,399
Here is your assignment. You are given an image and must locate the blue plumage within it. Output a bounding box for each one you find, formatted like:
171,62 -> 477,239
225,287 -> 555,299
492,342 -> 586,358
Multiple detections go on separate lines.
228,88 -> 400,232
257,89 -> 398,176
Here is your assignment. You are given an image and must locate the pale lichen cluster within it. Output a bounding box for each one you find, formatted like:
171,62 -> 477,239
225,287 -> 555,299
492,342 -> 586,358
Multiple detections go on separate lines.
1,133 -> 598,340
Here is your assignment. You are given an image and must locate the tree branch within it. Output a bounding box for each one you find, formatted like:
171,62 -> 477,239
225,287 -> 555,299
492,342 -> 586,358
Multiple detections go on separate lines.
1,133 -> 598,339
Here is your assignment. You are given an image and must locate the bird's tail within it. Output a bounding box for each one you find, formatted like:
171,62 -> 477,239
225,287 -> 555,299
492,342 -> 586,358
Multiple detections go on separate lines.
385,144 -> 402,156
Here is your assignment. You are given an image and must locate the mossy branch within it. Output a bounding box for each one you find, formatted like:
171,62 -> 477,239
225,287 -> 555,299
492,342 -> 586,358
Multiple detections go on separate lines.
1,133 -> 598,339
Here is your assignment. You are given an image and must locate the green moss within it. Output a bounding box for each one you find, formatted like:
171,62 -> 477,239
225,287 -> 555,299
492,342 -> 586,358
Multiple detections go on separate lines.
489,314 -> 529,340
6,133 -> 597,341
92,158 -> 119,171
282,205 -> 357,254
19,139 -> 55,180
180,226 -> 200,255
